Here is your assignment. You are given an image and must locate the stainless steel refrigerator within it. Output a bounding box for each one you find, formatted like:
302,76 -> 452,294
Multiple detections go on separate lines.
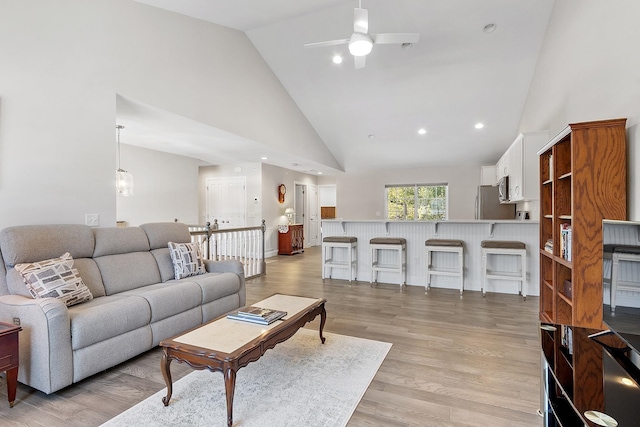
475,185 -> 516,219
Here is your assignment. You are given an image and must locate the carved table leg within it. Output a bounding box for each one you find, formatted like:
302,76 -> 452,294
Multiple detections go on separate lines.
160,350 -> 173,406
224,367 -> 237,427
319,304 -> 326,344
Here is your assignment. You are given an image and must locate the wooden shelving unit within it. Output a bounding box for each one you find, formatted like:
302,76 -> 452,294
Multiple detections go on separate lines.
538,118 -> 627,328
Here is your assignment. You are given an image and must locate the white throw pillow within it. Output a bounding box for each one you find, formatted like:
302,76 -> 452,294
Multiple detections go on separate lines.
168,242 -> 206,280
15,252 -> 93,307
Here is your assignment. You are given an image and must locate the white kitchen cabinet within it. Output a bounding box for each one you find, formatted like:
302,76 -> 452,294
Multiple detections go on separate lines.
480,165 -> 497,185
497,131 -> 549,203
495,153 -> 508,183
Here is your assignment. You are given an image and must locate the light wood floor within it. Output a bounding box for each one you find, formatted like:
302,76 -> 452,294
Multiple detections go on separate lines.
1,247 -> 542,426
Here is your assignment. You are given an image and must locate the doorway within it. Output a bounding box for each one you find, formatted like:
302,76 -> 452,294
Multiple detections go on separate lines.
205,177 -> 246,228
294,182 -> 319,247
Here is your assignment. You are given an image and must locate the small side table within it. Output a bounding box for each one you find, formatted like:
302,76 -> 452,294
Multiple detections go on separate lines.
0,321 -> 21,408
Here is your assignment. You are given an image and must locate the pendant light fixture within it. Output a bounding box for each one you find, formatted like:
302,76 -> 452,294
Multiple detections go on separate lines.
115,124 -> 134,196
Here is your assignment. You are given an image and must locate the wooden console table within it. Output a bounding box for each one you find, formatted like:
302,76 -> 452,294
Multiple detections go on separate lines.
0,321 -> 21,407
278,224 -> 304,255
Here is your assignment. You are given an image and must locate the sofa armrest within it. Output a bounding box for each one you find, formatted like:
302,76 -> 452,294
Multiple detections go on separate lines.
0,295 -> 73,394
203,259 -> 244,277
203,259 -> 246,306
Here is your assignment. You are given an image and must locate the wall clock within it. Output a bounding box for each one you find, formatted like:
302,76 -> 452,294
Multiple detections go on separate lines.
278,184 -> 286,203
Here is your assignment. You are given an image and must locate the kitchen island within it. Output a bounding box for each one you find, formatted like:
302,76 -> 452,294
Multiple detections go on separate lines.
321,219 -> 539,296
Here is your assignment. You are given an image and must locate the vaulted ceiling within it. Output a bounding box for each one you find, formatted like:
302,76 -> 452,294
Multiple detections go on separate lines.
124,0 -> 555,175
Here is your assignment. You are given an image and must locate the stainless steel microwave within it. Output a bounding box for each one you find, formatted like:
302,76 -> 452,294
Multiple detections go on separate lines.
498,176 -> 509,203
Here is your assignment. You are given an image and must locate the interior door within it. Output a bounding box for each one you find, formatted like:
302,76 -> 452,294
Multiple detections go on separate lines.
206,177 -> 246,229
295,184 -> 305,248
308,184 -> 319,246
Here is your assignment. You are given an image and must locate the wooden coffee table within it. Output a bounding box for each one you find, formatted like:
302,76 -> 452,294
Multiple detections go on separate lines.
159,293 -> 326,427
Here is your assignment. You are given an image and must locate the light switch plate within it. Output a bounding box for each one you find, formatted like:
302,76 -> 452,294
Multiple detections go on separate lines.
85,213 -> 100,227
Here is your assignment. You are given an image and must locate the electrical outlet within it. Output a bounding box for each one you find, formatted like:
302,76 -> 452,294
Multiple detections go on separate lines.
13,317 -> 20,326
85,213 -> 100,227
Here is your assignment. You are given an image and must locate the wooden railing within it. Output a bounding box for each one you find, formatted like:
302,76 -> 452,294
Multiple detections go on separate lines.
189,220 -> 266,279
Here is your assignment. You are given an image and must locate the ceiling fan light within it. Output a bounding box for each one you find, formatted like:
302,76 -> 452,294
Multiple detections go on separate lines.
348,33 -> 373,56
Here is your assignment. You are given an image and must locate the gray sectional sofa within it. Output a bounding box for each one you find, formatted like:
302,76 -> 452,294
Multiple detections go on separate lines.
0,222 -> 245,394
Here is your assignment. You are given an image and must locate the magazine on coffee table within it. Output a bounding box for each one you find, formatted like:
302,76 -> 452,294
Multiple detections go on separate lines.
227,306 -> 287,325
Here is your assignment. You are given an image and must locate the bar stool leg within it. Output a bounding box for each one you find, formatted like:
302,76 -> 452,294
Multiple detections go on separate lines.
352,244 -> 357,282
521,251 -> 527,300
322,244 -> 327,281
370,247 -> 376,285
458,249 -> 464,295
426,249 -> 432,292
401,245 -> 407,288
481,249 -> 487,297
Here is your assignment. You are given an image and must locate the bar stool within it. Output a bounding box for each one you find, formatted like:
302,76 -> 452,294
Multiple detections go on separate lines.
370,237 -> 406,287
425,239 -> 464,294
481,240 -> 527,299
608,245 -> 640,311
322,236 -> 358,282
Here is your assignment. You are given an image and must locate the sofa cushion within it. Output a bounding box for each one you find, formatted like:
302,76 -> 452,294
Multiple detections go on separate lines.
94,252 -> 162,295
140,222 -> 191,250
72,258 -> 106,298
68,295 -> 151,350
121,281 -> 202,323
168,242 -> 206,280
190,272 -> 242,303
0,224 -> 95,267
149,248 -> 176,283
92,227 -> 150,257
14,253 -> 93,307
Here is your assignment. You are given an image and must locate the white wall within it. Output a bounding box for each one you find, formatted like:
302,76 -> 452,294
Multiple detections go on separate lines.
113,0 -> 341,172
519,0 -> 640,219
116,144 -> 203,226
336,165 -> 481,220
0,1 -> 115,229
0,0 -> 336,230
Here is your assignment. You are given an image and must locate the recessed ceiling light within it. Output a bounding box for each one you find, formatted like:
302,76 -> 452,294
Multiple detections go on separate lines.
318,171 -> 323,175
260,156 -> 268,160
368,134 -> 375,139
418,128 -> 427,135
483,23 -> 497,33
475,123 -> 484,129
332,55 -> 343,64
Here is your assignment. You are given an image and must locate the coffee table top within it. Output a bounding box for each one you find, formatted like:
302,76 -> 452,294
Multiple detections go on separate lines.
171,294 -> 324,354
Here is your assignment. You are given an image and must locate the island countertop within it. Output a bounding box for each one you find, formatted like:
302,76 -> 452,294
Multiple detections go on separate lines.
321,219 -> 539,296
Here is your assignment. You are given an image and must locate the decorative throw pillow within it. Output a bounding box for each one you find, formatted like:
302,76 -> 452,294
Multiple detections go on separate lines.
168,242 -> 206,280
14,252 -> 93,307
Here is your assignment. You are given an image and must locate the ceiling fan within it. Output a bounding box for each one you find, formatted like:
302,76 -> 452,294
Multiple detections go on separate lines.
304,0 -> 420,69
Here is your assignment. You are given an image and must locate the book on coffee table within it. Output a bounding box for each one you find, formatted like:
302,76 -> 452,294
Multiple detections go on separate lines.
227,307 -> 287,325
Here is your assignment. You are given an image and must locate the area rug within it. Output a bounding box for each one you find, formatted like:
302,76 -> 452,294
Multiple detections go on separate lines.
101,329 -> 392,427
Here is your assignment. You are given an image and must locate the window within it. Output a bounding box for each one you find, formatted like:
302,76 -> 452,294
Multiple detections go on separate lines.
386,184 -> 448,220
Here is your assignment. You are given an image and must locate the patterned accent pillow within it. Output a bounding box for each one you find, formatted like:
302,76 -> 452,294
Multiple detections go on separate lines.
168,242 -> 206,280
14,252 -> 93,307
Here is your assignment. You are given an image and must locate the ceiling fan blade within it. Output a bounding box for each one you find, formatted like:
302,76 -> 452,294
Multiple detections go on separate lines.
354,7 -> 368,34
304,38 -> 349,48
354,55 -> 366,69
372,33 -> 420,45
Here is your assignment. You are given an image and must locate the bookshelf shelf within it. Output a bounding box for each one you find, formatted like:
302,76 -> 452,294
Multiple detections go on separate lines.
538,118 -> 627,328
